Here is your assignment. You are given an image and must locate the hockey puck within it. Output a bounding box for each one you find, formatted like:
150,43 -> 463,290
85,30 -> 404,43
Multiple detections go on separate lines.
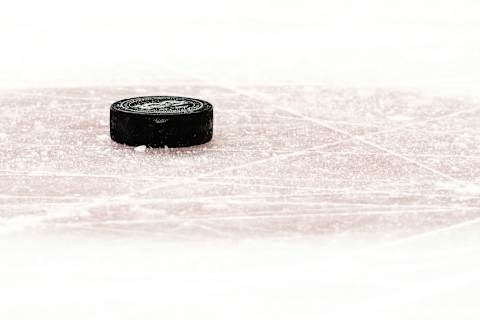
110,96 -> 213,148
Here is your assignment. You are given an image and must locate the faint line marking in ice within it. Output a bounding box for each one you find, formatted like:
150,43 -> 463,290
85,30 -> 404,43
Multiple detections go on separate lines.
149,70 -> 480,242
129,105 -> 466,197
195,179 -> 470,197
269,103 -> 472,183
55,207 -> 478,227
0,169 -> 165,181
157,63 -> 477,183
19,92 -> 107,101
377,214 -> 480,248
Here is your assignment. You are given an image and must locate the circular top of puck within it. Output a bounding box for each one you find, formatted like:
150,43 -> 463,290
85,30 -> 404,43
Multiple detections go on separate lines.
111,96 -> 212,115
110,96 -> 213,148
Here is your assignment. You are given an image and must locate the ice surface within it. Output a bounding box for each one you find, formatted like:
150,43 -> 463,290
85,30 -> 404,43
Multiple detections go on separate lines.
1,85 -> 480,319
133,145 -> 147,153
1,85 -> 479,239
2,0 -> 480,317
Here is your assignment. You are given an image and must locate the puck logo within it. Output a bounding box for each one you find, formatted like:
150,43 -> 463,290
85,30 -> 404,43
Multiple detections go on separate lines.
113,96 -> 209,114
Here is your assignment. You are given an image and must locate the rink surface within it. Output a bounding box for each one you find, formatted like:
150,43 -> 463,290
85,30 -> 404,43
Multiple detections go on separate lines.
1,84 -> 479,319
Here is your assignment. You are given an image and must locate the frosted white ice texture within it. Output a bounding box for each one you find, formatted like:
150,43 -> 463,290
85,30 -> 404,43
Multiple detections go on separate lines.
0,85 -> 479,319
134,145 -> 147,152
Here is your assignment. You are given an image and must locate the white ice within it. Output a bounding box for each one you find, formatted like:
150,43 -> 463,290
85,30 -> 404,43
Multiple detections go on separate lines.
1,0 -> 480,319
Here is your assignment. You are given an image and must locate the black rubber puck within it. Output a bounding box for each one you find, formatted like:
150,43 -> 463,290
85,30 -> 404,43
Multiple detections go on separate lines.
110,96 -> 213,148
